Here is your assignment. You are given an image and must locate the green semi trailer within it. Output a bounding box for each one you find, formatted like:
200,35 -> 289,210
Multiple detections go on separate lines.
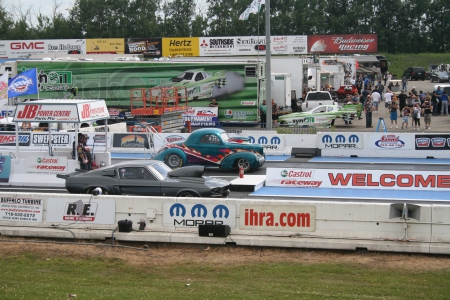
2,59 -> 265,122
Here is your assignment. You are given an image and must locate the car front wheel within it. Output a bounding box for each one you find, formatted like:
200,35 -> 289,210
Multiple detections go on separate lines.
165,153 -> 183,169
236,158 -> 251,172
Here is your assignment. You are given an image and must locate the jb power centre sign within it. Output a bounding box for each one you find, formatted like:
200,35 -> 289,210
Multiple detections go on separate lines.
266,168 -> 450,191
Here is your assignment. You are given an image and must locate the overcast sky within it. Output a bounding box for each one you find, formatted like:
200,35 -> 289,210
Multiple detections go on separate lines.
6,0 -> 72,21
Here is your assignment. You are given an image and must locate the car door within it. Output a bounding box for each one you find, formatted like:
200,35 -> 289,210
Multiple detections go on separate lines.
118,167 -> 161,196
193,133 -> 224,165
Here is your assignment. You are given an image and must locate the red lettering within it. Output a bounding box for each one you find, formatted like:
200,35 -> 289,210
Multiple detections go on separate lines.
280,213 -> 287,226
437,175 -> 450,188
328,173 -> 352,185
367,174 -> 379,186
352,173 -> 366,186
397,174 -> 413,187
81,104 -> 90,119
265,212 -> 274,226
380,174 -> 395,186
416,175 -> 435,187
10,42 -> 44,50
17,105 -> 39,119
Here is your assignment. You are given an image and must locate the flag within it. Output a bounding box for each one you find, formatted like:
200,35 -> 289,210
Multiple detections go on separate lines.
0,72 -> 8,101
8,68 -> 38,98
239,0 -> 265,21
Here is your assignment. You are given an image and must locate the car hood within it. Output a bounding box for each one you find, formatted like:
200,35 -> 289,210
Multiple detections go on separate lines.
168,166 -> 205,178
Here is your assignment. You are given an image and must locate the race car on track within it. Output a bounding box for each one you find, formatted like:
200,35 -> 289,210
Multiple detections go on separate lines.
61,160 -> 230,198
162,69 -> 227,100
278,105 -> 356,127
153,128 -> 265,172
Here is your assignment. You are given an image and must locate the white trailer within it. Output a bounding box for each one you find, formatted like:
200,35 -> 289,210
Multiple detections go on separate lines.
271,73 -> 291,107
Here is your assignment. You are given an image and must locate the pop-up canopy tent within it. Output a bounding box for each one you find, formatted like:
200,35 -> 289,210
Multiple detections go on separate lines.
12,99 -> 110,159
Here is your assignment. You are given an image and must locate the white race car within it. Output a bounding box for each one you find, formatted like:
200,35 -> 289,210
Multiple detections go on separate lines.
279,105 -> 356,127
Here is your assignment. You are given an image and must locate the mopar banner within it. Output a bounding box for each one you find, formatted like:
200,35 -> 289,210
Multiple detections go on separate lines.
162,202 -> 236,228
415,134 -> 450,150
246,134 -> 285,151
318,133 -> 363,149
46,198 -> 115,224
0,132 -> 30,146
17,60 -> 260,122
86,38 -> 125,54
0,156 -> 11,183
125,38 -> 162,58
162,37 -> 199,57
308,34 -> 377,54
182,107 -> 219,127
113,133 -> 148,148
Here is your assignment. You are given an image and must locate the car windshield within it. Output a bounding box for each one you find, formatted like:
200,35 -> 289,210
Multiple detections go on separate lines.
149,162 -> 172,178
220,132 -> 230,142
177,72 -> 194,80
438,72 -> 448,76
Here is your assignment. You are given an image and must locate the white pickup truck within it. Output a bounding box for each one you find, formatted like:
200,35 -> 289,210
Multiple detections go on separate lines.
300,91 -> 337,111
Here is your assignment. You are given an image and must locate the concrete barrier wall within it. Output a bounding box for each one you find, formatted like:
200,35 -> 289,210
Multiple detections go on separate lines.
0,192 -> 449,254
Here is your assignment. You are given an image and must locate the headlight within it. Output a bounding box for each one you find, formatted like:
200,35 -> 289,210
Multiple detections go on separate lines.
211,187 -> 221,194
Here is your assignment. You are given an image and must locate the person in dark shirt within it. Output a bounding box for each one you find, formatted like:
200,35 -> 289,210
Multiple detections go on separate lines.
397,90 -> 407,116
361,87 -> 370,104
209,99 -> 219,107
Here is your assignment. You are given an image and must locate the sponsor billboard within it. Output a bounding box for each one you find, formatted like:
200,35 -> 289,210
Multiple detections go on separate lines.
415,134 -> 450,150
0,197 -> 43,222
125,38 -> 162,58
46,198 -> 115,224
0,39 -> 86,58
266,168 -> 450,191
199,37 -> 236,56
247,134 -> 285,151
182,107 -> 219,127
271,36 -> 308,55
308,34 -> 377,54
86,38 -> 125,54
162,202 -> 236,228
26,156 -> 68,174
162,37 -> 199,57
0,156 -> 11,183
318,133 -> 363,149
367,133 -> 414,150
240,205 -> 315,232
0,132 -> 30,146
113,133 -> 149,148
31,133 -> 71,147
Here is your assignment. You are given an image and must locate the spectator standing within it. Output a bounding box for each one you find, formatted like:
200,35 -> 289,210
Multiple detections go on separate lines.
77,135 -> 91,171
398,90 -> 407,116
363,75 -> 369,89
364,95 -> 373,128
271,98 -> 279,125
401,106 -> 410,129
401,75 -> 408,90
431,91 -> 439,116
209,98 -> 219,107
419,90 -> 426,104
383,73 -> 387,85
413,104 -> 421,130
389,98 -> 399,128
371,87 -> 381,113
422,100 -> 433,129
387,73 -> 392,82
361,86 -> 370,104
434,86 -> 443,114
441,90 -> 449,116
384,89 -> 393,114
411,86 -> 418,97
259,100 -> 267,128
376,80 -> 384,101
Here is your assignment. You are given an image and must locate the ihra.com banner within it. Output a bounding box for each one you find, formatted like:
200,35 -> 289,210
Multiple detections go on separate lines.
266,168 -> 450,191
0,35 -> 376,58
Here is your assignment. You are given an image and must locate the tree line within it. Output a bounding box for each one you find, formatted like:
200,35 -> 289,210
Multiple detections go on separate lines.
1,0 -> 449,54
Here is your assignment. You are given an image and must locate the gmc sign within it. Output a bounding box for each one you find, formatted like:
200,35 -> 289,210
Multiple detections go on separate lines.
10,42 -> 44,50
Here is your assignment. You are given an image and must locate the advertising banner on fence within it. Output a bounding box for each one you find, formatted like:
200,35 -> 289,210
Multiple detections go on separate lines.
246,134 -> 285,151
162,37 -> 199,57
26,156 -> 68,174
367,133 -> 414,150
0,39 -> 86,58
308,34 -> 377,54
86,38 -> 124,54
0,132 -> 30,146
46,198 -> 115,224
318,133 -> 364,149
162,202 -> 236,228
0,156 -> 11,183
266,168 -> 450,191
125,38 -> 162,58
415,134 -> 450,150
113,133 -> 148,148
271,36 -> 308,55
0,197 -> 43,222
31,133 -> 71,147
199,37 -> 236,56
239,205 -> 315,232
182,107 -> 219,127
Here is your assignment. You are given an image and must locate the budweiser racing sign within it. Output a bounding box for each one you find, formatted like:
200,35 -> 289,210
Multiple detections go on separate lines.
308,34 -> 377,53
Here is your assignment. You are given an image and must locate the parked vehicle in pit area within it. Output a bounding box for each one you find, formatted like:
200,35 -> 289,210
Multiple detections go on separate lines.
430,71 -> 449,83
336,85 -> 358,99
152,128 -> 265,172
403,67 -> 426,81
300,91 -> 337,111
62,160 -> 230,198
278,105 -> 356,127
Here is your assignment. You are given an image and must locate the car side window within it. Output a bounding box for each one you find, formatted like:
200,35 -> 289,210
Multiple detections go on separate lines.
119,167 -> 155,180
195,72 -> 204,81
327,106 -> 334,112
199,134 -> 221,144
316,107 -> 326,113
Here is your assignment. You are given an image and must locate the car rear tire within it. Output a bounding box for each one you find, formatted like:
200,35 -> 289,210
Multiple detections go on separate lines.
236,158 -> 251,172
178,191 -> 199,197
85,187 -> 109,195
165,153 -> 183,169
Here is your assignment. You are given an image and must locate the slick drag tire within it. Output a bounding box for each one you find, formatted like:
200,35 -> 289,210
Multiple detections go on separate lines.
165,153 -> 183,169
86,187 -> 109,195
236,158 -> 251,172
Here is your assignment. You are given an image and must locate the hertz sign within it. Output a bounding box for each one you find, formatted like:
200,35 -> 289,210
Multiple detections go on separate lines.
319,133 -> 363,149
248,135 -> 285,151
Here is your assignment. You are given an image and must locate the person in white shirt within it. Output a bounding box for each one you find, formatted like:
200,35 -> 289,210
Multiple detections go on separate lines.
371,88 -> 381,113
384,89 -> 394,114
